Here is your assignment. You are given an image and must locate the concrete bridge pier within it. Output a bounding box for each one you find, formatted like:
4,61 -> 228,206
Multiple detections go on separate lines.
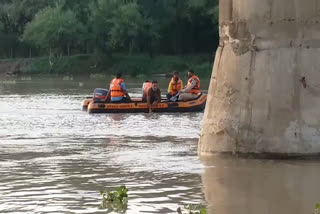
199,0 -> 320,156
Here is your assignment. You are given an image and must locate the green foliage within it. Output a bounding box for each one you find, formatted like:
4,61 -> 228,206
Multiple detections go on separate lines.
89,0 -> 159,55
27,54 -> 96,74
177,204 -> 207,214
97,185 -> 208,214
0,0 -> 219,59
100,185 -> 128,213
61,0 -> 94,24
136,73 -> 146,80
22,5 -> 87,55
100,185 -> 128,203
23,54 -> 212,78
315,203 -> 320,214
108,54 -> 211,77
0,21 -> 4,31
192,62 -> 212,78
110,2 -> 158,54
0,0 -> 53,36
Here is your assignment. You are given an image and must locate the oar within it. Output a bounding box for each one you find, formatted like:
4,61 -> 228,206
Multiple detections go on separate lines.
169,93 -> 179,102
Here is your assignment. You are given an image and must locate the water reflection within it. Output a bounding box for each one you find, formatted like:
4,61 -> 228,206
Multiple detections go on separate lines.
109,114 -> 126,124
201,155 -> 320,214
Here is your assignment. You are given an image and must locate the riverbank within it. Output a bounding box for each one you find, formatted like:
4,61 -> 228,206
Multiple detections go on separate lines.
0,54 -> 213,79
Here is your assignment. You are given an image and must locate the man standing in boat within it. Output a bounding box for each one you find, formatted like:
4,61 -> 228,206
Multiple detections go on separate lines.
178,69 -> 200,101
144,80 -> 161,113
167,71 -> 183,100
106,73 -> 132,103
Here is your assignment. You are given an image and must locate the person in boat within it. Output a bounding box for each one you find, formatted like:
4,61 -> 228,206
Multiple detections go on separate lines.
178,69 -> 200,101
142,80 -> 152,98
144,80 -> 161,113
167,71 -> 183,100
106,73 -> 132,103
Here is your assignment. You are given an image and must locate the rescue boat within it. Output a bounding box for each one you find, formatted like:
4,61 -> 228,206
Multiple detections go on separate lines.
82,88 -> 207,113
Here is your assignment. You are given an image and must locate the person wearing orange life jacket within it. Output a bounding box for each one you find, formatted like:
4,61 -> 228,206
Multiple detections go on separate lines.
166,71 -> 183,100
142,80 -> 152,99
106,73 -> 131,103
178,69 -> 200,101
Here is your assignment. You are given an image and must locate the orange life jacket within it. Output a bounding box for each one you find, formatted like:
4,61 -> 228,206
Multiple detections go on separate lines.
143,82 -> 152,97
187,75 -> 200,94
169,78 -> 182,95
110,78 -> 125,97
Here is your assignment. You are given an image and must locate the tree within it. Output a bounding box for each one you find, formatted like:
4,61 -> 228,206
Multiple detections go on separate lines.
22,4 -> 87,69
108,2 -> 158,54
61,0 -> 96,25
88,0 -> 119,55
90,0 -> 159,55
0,0 -> 53,35
22,5 -> 86,56
185,0 -> 219,53
0,0 -> 220,59
0,20 -> 4,32
187,0 -> 219,25
137,0 -> 175,55
0,0 -> 54,58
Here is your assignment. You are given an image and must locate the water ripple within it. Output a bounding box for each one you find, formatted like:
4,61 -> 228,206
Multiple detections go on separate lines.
0,87 -> 205,213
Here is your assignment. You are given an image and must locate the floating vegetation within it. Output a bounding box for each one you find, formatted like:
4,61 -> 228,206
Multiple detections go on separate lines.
100,186 -> 207,214
177,204 -> 207,214
100,185 -> 128,213
315,203 -> 320,214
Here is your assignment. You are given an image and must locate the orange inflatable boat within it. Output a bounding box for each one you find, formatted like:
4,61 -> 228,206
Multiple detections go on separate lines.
81,88 -> 206,113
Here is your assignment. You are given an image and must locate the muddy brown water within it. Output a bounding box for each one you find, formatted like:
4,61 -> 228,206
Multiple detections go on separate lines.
0,77 -> 320,214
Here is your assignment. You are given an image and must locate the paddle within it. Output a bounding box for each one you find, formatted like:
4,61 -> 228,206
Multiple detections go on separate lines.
169,93 -> 179,102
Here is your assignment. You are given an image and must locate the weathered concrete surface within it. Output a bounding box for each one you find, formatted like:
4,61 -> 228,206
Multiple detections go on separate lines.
199,0 -> 320,156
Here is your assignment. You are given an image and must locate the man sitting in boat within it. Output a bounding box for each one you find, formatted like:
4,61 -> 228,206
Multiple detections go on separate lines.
178,69 -> 200,101
106,73 -> 132,103
143,80 -> 161,113
167,71 -> 183,100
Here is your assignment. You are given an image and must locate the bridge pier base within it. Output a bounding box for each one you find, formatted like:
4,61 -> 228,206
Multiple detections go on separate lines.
199,0 -> 320,156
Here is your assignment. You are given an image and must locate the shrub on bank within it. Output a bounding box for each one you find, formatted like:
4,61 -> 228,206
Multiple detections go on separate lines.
23,54 -> 213,78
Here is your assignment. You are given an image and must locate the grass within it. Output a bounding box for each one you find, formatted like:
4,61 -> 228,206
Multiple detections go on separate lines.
19,53 -> 213,78
28,54 -> 97,74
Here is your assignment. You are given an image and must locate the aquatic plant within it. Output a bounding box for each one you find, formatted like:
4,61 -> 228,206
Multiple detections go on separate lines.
315,203 -> 320,214
99,186 -> 207,214
100,185 -> 128,204
100,185 -> 128,213
177,204 -> 207,214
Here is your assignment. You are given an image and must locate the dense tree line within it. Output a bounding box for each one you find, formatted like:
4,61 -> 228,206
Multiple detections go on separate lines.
0,0 -> 219,58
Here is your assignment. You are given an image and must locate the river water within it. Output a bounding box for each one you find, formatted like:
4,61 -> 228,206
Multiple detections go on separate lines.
1,77 -> 320,214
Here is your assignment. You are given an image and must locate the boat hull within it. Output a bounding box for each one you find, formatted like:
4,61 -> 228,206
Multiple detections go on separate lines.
83,94 -> 206,113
